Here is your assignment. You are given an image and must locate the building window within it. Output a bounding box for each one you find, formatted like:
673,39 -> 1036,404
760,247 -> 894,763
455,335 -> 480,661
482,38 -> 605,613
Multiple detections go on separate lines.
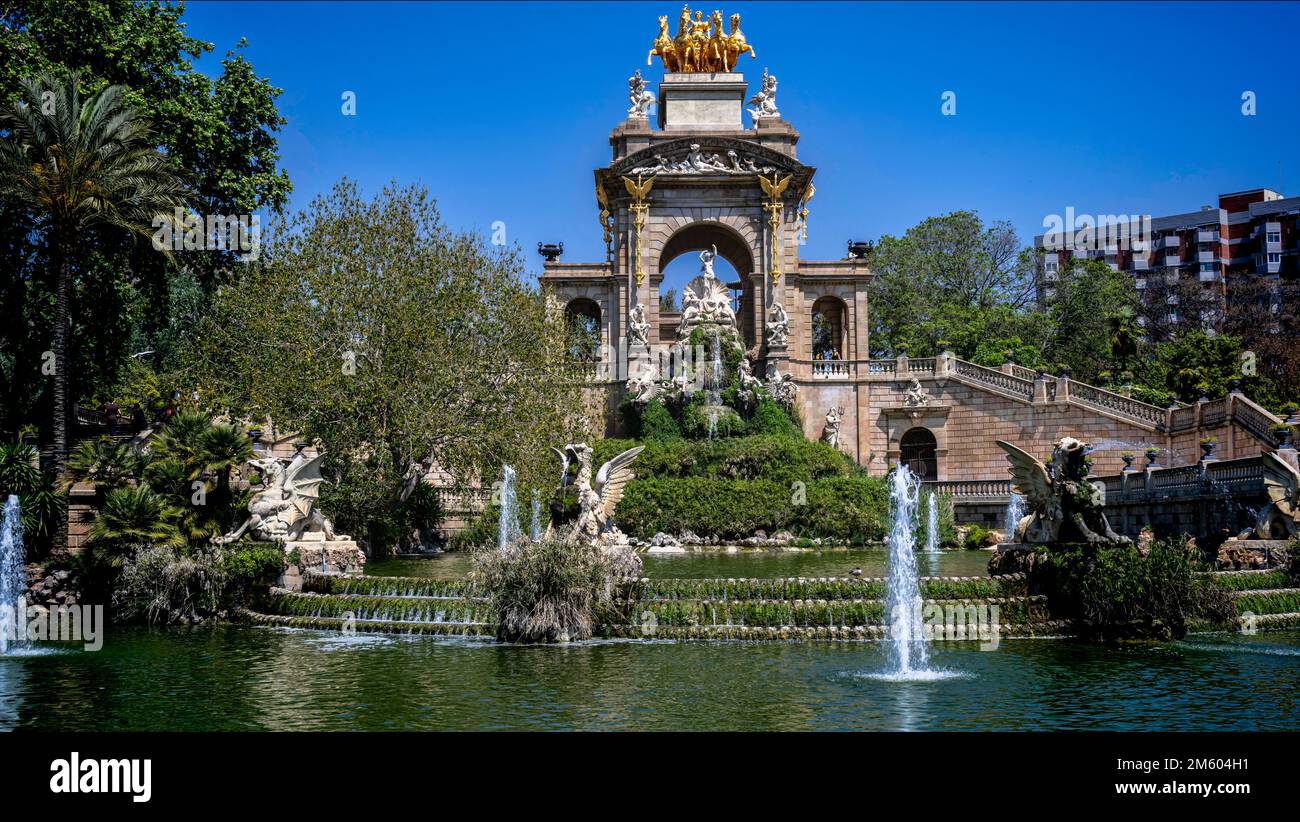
1268,252 -> 1281,264
1267,231 -> 1281,243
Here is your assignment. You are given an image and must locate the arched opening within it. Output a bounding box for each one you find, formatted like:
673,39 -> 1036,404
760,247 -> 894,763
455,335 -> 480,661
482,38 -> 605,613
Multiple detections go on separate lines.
899,427 -> 938,481
811,296 -> 847,360
656,221 -> 757,346
564,298 -> 601,361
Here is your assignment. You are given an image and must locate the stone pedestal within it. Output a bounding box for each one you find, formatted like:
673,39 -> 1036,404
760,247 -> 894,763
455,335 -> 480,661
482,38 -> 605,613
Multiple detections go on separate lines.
658,73 -> 747,131
279,538 -> 366,589
1216,539 -> 1292,570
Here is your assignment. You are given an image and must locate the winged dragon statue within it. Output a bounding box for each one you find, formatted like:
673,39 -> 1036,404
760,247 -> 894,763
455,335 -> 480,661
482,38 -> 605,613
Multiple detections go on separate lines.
548,443 -> 646,578
215,453 -> 344,544
995,437 -> 1130,545
1236,450 -> 1300,540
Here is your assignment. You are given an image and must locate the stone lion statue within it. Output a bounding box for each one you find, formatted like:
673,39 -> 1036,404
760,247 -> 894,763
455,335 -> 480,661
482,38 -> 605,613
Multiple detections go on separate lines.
995,437 -> 1130,545
1236,450 -> 1300,540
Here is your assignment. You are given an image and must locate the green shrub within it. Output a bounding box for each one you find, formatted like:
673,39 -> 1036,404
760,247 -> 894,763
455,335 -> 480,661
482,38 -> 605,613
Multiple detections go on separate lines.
614,474 -> 888,542
111,545 -> 226,625
794,476 -> 889,544
639,401 -> 681,440
963,525 -> 993,551
750,398 -> 800,437
221,542 -> 286,606
1034,539 -> 1234,640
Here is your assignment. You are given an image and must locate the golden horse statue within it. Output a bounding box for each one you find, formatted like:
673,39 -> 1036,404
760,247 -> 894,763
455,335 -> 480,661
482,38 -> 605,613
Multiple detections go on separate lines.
649,6 -> 758,74
647,15 -> 680,72
723,13 -> 756,71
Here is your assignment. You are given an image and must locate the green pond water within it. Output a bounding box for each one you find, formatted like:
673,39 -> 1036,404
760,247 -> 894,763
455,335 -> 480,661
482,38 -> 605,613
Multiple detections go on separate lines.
365,547 -> 994,580
2,626 -> 1298,730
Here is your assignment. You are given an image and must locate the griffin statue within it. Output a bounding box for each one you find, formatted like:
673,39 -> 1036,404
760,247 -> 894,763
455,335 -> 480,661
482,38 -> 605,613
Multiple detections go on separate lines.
1236,450 -> 1300,540
995,437 -> 1130,545
549,443 -> 646,578
215,453 -> 345,544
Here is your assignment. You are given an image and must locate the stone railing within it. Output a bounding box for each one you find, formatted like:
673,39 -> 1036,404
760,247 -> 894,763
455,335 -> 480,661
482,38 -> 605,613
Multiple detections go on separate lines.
952,359 -> 1035,400
1092,455 -> 1267,504
1009,364 -> 1039,381
907,357 -> 936,375
1231,394 -> 1283,442
924,479 -> 1013,499
1067,381 -> 1167,426
866,359 -> 897,375
811,360 -> 852,379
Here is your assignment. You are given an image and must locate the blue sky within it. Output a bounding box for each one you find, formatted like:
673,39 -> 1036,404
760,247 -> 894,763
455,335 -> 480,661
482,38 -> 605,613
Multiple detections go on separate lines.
182,0 -> 1300,288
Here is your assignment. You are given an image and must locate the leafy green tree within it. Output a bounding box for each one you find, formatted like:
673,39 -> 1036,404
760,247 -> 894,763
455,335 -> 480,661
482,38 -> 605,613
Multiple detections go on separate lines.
184,180 -> 590,554
869,211 -> 1038,355
0,442 -> 64,551
0,0 -> 290,442
1045,258 -> 1140,382
0,73 -> 187,503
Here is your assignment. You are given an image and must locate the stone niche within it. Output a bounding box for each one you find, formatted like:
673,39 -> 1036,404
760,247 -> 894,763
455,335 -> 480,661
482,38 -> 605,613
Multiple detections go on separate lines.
658,73 -> 748,131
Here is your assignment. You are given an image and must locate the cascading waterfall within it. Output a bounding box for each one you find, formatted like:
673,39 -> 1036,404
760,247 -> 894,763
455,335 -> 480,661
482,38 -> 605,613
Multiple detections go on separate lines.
706,330 -> 722,406
1003,492 -> 1026,542
1,495 -> 27,655
924,492 -> 940,553
530,488 -> 541,541
498,465 -> 520,552
883,466 -> 932,676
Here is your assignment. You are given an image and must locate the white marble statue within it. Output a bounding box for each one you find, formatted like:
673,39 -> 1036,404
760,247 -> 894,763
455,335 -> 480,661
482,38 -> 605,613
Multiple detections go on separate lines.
738,358 -> 762,392
903,377 -> 929,408
627,70 -> 655,118
215,453 -> 346,544
765,362 -> 799,409
748,68 -> 780,120
548,443 -> 646,579
677,248 -> 738,336
625,359 -> 660,405
767,302 -> 790,347
628,303 -> 650,347
822,407 -> 842,448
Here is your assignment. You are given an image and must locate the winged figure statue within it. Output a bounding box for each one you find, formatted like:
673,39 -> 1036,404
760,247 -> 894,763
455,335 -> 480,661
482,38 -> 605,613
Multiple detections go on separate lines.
622,174 -> 655,201
1237,450 -> 1300,540
547,443 -> 645,578
215,452 -> 343,544
995,437 -> 1130,545
758,172 -> 791,200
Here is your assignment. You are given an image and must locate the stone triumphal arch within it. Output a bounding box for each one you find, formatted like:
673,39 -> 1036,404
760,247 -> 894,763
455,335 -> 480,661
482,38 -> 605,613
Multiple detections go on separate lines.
541,7 -> 1286,487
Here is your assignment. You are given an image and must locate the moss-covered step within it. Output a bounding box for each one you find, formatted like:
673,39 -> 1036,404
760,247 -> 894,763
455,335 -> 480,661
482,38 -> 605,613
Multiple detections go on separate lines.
266,590 -> 491,625
245,610 -> 496,636
634,574 -> 1026,603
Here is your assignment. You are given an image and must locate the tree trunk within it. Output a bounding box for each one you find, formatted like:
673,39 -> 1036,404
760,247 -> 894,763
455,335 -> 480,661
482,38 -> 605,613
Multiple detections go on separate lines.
50,230 -> 72,555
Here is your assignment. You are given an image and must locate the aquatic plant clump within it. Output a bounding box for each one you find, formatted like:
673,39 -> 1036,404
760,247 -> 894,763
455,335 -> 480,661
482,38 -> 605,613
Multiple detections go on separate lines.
473,536 -> 629,643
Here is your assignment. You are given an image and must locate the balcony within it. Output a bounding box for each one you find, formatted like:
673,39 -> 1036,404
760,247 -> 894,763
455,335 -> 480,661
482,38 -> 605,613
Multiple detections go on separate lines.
1197,250 -> 1217,263
1199,270 -> 1222,283
1164,254 -> 1181,267
1196,229 -> 1219,244
1132,258 -> 1150,271
1163,236 -> 1181,249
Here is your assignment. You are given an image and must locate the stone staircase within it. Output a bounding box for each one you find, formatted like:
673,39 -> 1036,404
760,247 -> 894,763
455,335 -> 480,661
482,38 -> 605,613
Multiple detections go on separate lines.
245,572 -> 1068,640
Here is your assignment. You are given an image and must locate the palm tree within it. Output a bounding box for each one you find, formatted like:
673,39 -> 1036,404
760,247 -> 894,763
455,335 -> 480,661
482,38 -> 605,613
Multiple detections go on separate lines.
88,486 -> 187,558
199,422 -> 254,494
0,72 -> 188,544
66,437 -> 146,494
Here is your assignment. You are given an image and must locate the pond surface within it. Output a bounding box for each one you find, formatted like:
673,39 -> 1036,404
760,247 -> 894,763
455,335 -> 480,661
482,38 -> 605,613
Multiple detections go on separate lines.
2,626 -> 1297,731
365,548 -> 993,580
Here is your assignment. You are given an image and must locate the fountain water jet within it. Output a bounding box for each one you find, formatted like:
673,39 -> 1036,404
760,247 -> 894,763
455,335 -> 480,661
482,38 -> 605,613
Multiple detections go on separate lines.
530,488 -> 541,541
883,466 -> 931,676
1,495 -> 27,655
924,492 -> 939,553
498,465 -> 520,552
1003,492 -> 1025,540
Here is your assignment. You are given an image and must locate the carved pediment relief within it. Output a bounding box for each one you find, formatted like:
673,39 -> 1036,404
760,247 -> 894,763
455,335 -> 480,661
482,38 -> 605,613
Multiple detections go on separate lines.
611,137 -> 802,179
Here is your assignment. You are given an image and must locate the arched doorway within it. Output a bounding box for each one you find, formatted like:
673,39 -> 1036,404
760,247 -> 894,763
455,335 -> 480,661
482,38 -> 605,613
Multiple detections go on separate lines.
899,427 -> 938,480
811,296 -> 847,360
564,298 -> 601,361
656,221 -> 757,346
